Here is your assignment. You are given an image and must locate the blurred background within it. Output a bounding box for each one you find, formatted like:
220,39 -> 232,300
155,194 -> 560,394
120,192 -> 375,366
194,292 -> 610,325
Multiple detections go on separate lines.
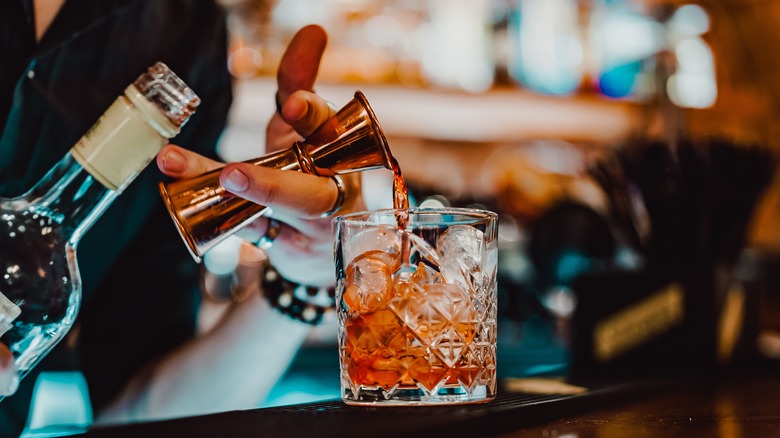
26,0 -> 780,434
203,0 -> 780,408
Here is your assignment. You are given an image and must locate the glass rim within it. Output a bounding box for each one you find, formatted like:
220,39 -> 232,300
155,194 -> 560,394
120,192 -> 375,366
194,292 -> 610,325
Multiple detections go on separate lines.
332,206 -> 497,225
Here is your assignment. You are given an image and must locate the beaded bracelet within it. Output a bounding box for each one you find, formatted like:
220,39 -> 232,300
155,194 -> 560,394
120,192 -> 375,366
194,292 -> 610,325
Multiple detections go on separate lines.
261,264 -> 336,325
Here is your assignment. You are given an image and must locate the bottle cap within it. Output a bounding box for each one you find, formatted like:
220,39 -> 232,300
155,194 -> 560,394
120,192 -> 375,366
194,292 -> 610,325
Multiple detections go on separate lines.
133,62 -> 201,128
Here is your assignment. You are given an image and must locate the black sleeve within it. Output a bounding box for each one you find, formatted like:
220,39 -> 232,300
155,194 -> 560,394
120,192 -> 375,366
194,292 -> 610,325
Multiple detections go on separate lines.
78,197 -> 206,410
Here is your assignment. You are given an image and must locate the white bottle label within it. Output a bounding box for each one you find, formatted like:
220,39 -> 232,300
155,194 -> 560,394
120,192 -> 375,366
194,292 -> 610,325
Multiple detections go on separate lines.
71,96 -> 168,192
0,292 -> 21,338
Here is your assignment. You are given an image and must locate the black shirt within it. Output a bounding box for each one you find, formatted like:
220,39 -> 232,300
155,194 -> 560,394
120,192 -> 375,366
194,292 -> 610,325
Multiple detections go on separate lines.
0,0 -> 233,434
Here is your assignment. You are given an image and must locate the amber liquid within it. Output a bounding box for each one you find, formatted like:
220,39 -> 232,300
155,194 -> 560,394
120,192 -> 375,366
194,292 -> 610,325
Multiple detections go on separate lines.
391,156 -> 409,223
390,156 -> 412,271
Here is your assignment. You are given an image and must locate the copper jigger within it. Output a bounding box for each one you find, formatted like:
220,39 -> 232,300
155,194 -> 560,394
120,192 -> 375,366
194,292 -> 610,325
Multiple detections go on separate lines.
160,91 -> 393,262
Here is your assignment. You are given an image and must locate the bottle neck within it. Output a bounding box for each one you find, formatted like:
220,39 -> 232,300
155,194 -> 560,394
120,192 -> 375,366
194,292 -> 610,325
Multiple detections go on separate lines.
27,152 -> 117,245
19,69 -> 197,247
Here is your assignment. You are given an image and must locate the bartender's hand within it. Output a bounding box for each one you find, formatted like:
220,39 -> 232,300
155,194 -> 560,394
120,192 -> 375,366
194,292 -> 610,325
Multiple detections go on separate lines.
157,24 -> 364,286
0,342 -> 18,396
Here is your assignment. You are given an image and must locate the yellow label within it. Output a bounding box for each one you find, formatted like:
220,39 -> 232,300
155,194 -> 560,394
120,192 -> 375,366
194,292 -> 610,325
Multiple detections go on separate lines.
593,283 -> 684,362
71,96 -> 167,192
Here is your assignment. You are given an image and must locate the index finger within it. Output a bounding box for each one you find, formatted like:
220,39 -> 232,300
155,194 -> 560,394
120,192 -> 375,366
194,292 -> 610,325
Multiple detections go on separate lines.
276,25 -> 327,106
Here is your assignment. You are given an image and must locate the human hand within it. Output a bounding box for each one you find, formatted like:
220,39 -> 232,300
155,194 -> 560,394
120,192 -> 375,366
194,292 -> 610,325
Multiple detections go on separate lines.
158,25 -> 364,286
0,342 -> 18,396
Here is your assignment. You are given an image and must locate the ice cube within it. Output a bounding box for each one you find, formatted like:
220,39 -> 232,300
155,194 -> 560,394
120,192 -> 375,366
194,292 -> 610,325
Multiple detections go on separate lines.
343,225 -> 402,269
436,225 -> 485,292
342,250 -> 396,314
408,262 -> 444,287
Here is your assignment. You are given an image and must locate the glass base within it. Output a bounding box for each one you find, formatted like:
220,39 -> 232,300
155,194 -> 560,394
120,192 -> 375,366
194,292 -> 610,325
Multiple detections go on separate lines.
342,384 -> 495,406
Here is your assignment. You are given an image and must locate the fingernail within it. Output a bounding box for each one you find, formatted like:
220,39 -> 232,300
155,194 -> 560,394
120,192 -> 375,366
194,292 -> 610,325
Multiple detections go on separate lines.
162,149 -> 186,172
223,169 -> 249,193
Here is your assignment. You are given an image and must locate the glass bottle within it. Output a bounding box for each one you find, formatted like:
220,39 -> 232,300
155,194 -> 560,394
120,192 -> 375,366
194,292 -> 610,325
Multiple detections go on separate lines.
0,62 -> 199,397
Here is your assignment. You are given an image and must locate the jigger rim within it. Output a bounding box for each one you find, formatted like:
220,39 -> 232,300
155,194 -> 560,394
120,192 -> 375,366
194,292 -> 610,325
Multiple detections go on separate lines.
333,207 -> 499,226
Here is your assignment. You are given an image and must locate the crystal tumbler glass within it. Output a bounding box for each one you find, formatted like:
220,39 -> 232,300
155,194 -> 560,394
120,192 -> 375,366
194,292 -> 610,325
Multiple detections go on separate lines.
333,208 -> 498,406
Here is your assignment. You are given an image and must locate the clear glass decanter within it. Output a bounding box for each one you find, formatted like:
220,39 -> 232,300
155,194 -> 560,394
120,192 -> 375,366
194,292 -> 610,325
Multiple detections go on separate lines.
0,63 -> 199,398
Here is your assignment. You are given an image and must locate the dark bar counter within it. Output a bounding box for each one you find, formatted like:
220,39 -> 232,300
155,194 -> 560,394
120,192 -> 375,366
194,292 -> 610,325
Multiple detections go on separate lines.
502,375 -> 780,438
75,381 -> 648,438
69,373 -> 780,438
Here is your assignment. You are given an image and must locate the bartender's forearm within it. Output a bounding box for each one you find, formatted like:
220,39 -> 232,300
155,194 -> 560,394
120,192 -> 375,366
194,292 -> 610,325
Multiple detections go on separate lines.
95,292 -> 311,423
